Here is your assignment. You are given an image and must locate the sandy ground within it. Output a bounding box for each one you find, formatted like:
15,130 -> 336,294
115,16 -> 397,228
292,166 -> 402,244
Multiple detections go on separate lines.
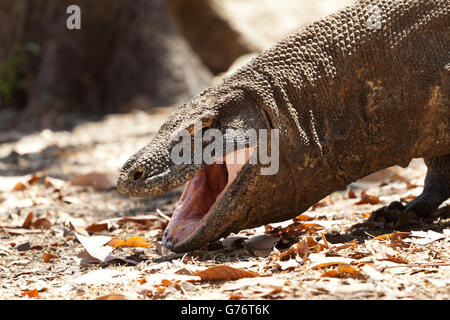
0,108 -> 448,300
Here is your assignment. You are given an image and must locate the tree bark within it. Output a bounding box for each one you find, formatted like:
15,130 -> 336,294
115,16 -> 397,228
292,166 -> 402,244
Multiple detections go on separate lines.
0,0 -> 212,128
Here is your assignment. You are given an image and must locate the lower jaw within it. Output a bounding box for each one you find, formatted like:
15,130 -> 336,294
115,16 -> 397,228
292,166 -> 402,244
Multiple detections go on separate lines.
162,148 -> 253,250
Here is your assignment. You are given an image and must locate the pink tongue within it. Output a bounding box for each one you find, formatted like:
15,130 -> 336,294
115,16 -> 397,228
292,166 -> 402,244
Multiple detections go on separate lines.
164,147 -> 255,244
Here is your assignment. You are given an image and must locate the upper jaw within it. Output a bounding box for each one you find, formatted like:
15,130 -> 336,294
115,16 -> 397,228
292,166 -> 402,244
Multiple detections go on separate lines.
117,161 -> 206,197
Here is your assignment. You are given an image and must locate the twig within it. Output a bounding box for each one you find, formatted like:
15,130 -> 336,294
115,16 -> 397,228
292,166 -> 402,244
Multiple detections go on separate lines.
156,209 -> 171,222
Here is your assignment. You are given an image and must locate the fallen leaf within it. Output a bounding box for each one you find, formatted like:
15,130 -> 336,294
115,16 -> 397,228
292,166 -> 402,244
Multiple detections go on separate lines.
12,182 -> 27,191
294,214 -> 315,222
106,236 -> 152,248
43,252 -> 58,263
390,232 -> 411,248
306,236 -> 326,253
371,233 -> 394,241
321,264 -> 366,280
404,230 -> 446,246
125,236 -> 152,248
27,173 -> 44,185
280,240 -> 309,261
308,254 -> 356,270
320,269 -> 339,278
175,268 -> 195,276
69,172 -> 116,191
355,191 -> 382,205
229,293 -> 244,300
75,233 -> 114,263
139,277 -> 147,285
265,222 -> 324,240
22,212 -> 34,228
107,238 -> 126,248
348,189 -> 357,199
381,254 -> 409,264
195,265 -> 260,281
320,232 -> 330,249
21,213 -> 52,230
85,223 -> 109,233
21,289 -> 39,298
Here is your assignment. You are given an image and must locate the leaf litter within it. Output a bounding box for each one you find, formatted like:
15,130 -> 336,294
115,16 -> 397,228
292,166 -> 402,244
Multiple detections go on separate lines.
0,110 -> 448,300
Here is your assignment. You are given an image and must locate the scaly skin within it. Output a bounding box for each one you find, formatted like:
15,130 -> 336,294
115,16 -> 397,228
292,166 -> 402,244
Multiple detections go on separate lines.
118,0 -> 450,252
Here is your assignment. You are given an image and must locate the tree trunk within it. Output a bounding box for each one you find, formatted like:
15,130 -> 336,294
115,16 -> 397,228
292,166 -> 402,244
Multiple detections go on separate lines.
0,0 -> 212,129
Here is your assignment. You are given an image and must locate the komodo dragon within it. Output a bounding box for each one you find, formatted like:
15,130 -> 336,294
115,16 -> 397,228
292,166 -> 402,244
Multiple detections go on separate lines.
118,0 -> 450,253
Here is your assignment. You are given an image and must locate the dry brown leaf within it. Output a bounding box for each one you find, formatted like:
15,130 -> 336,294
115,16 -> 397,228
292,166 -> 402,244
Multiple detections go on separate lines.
107,236 -> 151,248
69,172 -> 116,191
85,223 -> 109,233
229,293 -> 245,300
21,289 -> 40,298
12,182 -> 27,191
139,277 -> 147,285
33,218 -> 52,230
265,221 -> 324,240
280,239 -> 309,261
320,232 -> 330,249
390,232 -> 411,248
43,252 -> 58,263
27,173 -> 44,185
107,238 -> 126,248
306,236 -> 326,253
381,254 -> 409,264
75,233 -> 114,262
320,270 -> 340,278
333,240 -> 358,252
348,189 -> 357,199
309,255 -> 356,270
21,213 -> 52,230
195,265 -> 260,281
22,212 -> 34,228
361,211 -> 373,218
321,264 -> 367,280
175,268 -> 195,276
294,214 -> 315,222
355,191 -> 382,205
125,236 -> 152,247
371,233 -> 394,241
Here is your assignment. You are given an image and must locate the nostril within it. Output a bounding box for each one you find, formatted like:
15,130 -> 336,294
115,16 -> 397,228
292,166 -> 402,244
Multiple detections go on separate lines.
133,170 -> 144,181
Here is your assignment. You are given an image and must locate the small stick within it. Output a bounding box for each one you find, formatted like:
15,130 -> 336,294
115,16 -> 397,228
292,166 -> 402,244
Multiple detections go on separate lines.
156,209 -> 171,221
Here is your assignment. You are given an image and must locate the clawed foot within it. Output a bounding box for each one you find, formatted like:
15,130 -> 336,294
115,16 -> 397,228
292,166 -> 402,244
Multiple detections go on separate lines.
370,198 -> 446,228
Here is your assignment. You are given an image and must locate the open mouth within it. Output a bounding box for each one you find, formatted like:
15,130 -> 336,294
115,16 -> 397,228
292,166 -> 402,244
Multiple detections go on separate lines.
162,149 -> 251,249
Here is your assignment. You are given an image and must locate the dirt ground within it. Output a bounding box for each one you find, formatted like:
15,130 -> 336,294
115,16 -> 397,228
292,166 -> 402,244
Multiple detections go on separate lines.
0,108 -> 448,300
